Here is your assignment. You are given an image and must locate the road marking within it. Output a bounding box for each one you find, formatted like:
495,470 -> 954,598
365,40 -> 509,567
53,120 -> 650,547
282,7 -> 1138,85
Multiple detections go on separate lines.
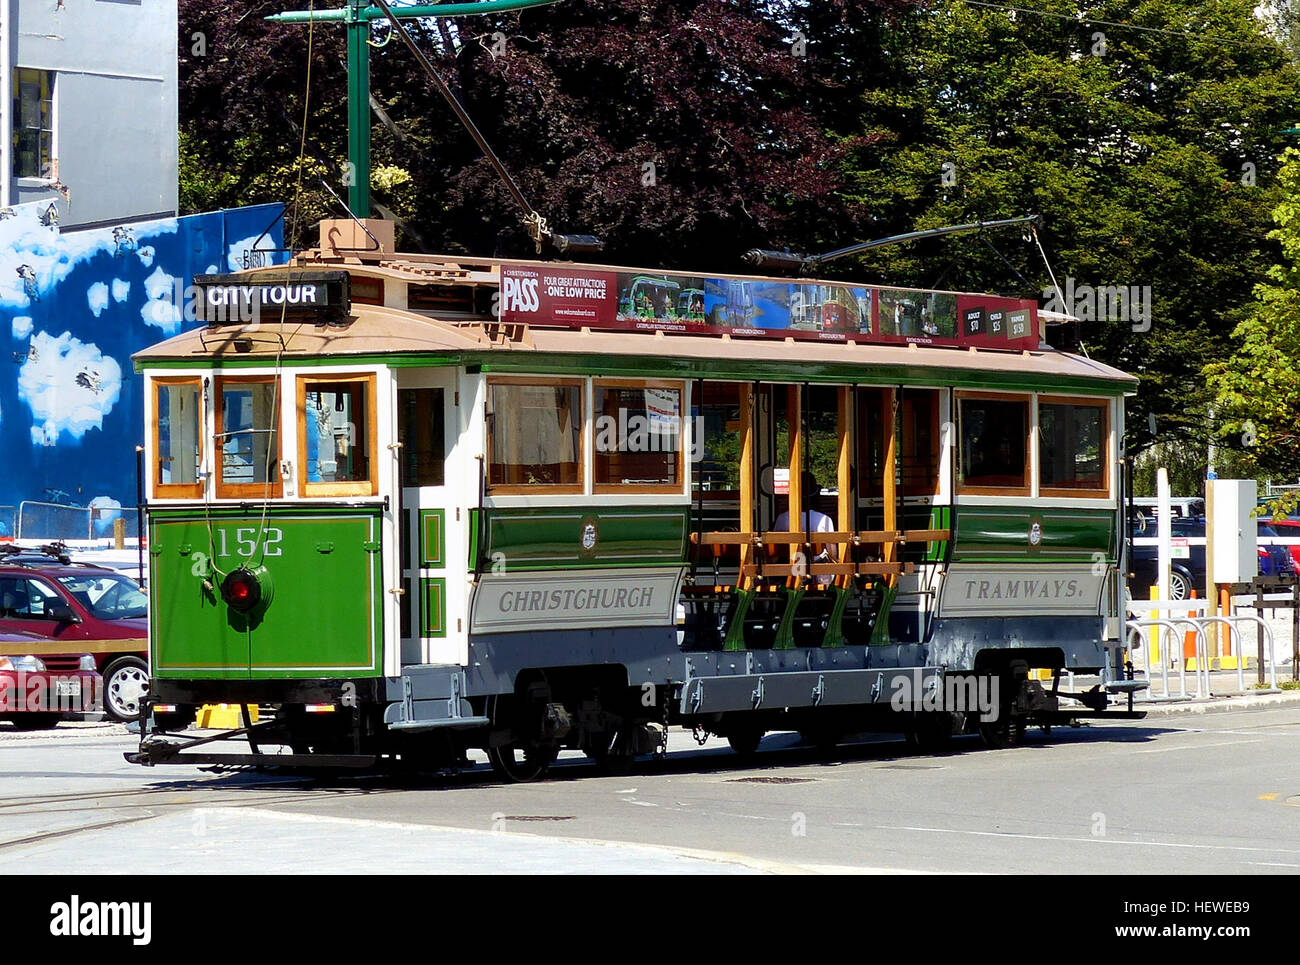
1133,738 -> 1261,755
875,825 -> 1300,856
1258,793 -> 1279,801
1249,862 -> 1300,868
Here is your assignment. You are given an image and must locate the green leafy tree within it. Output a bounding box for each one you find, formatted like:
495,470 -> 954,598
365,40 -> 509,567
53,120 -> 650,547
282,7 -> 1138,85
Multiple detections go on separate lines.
1205,146 -> 1300,510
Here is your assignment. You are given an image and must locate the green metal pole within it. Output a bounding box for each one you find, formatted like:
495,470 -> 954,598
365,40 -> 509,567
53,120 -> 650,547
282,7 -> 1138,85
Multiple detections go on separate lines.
346,0 -> 371,217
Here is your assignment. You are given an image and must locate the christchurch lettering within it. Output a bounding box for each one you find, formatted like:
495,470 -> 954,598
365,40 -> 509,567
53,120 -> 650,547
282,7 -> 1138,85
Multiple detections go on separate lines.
498,585 -> 655,613
49,895 -> 151,946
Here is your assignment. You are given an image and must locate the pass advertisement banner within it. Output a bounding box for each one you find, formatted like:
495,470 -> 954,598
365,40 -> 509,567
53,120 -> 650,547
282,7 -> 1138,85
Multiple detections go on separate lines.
499,263 -> 1038,351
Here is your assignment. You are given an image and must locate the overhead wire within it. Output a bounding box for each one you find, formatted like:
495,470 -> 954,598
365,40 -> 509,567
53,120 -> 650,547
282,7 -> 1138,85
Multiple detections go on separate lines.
205,0 -> 318,583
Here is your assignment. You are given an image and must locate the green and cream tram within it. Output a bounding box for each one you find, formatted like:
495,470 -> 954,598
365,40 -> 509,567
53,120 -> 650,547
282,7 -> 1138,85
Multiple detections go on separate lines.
128,219 -> 1142,779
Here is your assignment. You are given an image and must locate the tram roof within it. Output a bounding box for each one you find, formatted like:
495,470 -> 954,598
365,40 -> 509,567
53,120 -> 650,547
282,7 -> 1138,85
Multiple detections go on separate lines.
133,235 -> 1137,392
133,302 -> 1137,392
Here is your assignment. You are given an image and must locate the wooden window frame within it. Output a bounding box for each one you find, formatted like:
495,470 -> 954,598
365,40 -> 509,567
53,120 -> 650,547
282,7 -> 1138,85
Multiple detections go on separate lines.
215,375 -> 284,499
151,376 -> 204,499
485,377 -> 586,495
592,378 -> 687,494
1037,395 -> 1111,499
955,390 -> 1032,497
297,373 -> 380,498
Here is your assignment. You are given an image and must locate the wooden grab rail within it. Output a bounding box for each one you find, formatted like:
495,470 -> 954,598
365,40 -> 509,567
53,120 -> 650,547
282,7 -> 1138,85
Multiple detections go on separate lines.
740,562 -> 914,578
691,529 -> 950,546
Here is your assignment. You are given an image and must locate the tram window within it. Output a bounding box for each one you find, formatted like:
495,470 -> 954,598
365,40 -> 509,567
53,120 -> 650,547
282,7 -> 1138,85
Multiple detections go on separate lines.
593,381 -> 684,490
857,388 -> 940,495
1039,397 -> 1108,495
153,379 -> 202,497
298,374 -> 378,497
693,383 -> 743,494
957,394 -> 1030,493
901,391 -> 941,493
216,378 -> 282,498
486,381 -> 583,492
398,388 -> 446,487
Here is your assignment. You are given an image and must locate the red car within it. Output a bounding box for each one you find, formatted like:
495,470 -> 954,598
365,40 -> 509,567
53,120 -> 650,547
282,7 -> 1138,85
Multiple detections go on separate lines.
0,630 -> 100,730
0,545 -> 148,722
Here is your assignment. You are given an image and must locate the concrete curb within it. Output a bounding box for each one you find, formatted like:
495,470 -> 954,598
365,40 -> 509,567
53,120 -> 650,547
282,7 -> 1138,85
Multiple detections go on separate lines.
1135,690 -> 1300,718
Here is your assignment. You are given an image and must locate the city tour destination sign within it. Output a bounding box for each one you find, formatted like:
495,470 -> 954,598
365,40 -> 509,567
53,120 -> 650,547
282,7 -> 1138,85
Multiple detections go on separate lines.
498,262 -> 1039,351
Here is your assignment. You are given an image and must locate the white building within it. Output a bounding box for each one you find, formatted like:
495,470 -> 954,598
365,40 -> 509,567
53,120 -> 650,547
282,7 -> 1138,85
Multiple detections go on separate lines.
1,0 -> 178,229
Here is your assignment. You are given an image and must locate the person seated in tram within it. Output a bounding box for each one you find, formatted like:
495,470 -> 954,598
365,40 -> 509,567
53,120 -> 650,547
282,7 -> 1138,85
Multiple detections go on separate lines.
773,471 -> 837,586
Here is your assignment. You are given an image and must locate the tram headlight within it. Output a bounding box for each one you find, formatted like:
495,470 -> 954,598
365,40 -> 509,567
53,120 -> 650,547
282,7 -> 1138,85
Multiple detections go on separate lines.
221,566 -> 273,614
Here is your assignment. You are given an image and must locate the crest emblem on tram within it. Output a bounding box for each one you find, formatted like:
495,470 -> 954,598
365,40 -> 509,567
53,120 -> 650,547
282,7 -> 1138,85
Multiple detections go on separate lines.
1028,520 -> 1043,547
579,516 -> 600,556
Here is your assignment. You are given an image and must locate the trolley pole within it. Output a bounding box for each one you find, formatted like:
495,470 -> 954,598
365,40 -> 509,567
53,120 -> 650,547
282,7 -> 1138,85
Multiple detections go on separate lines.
268,0 -> 564,222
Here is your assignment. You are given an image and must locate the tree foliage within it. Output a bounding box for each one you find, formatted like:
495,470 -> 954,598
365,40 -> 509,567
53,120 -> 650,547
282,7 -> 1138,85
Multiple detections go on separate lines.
1206,146 -> 1300,488
178,0 -> 1300,473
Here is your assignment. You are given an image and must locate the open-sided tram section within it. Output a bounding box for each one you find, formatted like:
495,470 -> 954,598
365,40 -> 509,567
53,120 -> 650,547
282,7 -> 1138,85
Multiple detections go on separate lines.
128,219 -> 1142,780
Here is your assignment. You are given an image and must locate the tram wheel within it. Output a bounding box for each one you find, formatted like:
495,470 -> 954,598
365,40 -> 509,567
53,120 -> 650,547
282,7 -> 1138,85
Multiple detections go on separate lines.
798,725 -> 842,753
726,728 -> 764,757
585,732 -> 635,775
976,708 -> 1024,750
487,743 -> 555,783
905,712 -> 956,752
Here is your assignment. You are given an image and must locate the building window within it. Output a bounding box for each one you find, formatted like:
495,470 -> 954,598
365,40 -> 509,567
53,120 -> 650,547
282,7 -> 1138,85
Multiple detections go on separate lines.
593,380 -> 684,491
216,377 -> 282,498
957,393 -> 1030,494
298,374 -> 378,497
153,379 -> 203,497
13,68 -> 54,179
1038,397 -> 1108,496
486,380 -> 583,492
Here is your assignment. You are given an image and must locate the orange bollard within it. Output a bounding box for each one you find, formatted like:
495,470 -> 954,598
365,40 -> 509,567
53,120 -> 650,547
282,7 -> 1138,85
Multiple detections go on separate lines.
1183,589 -> 1199,661
1220,585 -> 1232,658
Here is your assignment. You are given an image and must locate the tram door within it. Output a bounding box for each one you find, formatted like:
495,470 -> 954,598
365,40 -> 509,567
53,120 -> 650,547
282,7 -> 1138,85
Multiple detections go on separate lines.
396,370 -> 465,667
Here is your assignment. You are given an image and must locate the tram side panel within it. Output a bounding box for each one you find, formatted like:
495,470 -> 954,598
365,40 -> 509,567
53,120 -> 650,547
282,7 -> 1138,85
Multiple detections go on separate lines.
147,506 -> 384,704
930,504 -> 1118,673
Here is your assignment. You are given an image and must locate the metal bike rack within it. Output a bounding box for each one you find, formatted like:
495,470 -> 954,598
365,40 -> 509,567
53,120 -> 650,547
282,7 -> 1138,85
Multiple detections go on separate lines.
1125,617 -> 1210,699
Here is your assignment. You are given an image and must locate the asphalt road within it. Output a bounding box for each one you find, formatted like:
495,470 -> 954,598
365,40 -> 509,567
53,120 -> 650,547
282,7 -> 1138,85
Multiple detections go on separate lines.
2,705 -> 1299,874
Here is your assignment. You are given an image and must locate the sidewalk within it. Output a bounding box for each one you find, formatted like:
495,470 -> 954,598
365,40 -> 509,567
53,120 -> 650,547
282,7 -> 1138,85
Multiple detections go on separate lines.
1133,666 -> 1300,718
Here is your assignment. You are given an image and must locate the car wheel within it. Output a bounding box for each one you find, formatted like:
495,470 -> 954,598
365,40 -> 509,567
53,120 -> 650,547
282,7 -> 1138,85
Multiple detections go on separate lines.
102,656 -> 149,722
1167,570 -> 1192,601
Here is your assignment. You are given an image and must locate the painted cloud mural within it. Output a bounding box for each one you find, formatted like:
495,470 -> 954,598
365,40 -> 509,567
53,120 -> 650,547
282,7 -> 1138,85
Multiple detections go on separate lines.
0,201 -> 285,539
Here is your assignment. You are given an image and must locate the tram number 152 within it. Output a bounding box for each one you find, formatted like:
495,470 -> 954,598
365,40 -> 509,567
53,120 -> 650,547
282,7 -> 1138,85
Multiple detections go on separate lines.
213,527 -> 284,558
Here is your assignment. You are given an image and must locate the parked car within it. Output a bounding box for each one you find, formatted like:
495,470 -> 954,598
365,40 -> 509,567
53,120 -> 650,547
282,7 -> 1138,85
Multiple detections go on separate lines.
1258,522 -> 1299,579
1131,496 -> 1205,521
1129,515 -> 1206,600
0,544 -> 154,723
0,630 -> 100,730
1128,516 -> 1295,599
1262,516 -> 1300,573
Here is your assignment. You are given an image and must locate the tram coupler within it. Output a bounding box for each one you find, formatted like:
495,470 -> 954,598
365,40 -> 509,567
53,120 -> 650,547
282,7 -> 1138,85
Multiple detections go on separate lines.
125,718 -> 285,766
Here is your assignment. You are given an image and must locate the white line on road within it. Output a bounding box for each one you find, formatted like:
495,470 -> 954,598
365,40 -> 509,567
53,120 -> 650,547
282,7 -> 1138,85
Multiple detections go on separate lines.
1132,738 -> 1262,754
875,825 -> 1300,856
